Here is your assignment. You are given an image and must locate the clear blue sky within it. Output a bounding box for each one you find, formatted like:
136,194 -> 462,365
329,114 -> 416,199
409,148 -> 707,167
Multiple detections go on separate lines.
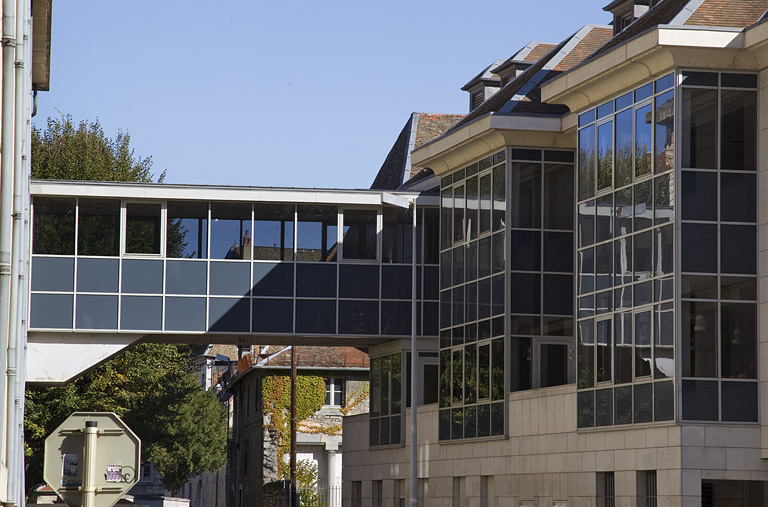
34,0 -> 611,189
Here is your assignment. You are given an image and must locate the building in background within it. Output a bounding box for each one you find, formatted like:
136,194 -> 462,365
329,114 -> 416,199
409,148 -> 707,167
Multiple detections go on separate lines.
226,346 -> 369,507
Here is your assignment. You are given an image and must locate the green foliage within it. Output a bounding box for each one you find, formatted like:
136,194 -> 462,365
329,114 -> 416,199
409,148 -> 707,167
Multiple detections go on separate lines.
262,374 -> 326,478
31,114 -> 162,182
25,344 -> 227,496
296,459 -> 321,507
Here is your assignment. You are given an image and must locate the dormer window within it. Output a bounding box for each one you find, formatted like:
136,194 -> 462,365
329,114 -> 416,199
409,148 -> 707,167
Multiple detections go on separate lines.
471,90 -> 484,110
604,0 -> 651,35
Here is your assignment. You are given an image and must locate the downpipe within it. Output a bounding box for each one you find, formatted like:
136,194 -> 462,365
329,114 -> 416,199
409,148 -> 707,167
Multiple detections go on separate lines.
0,0 -> 17,497
7,1 -> 28,503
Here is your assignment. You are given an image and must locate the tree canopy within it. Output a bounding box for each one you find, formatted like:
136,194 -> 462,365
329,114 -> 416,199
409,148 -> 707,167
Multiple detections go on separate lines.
31,114 -> 162,182
25,115 -> 225,496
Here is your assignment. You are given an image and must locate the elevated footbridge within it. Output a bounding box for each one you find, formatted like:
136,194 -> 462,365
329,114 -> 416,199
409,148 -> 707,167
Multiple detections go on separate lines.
28,180 -> 439,382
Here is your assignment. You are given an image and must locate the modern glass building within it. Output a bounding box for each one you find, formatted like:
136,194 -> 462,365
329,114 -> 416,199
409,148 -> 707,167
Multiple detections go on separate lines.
25,1 -> 768,506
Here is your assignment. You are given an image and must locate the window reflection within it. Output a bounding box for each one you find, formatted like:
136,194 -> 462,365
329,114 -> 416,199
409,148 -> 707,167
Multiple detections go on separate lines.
211,202 -> 251,260
597,121 -> 613,190
253,204 -> 294,261
681,88 -> 717,169
343,209 -> 377,260
297,205 -> 337,262
635,104 -> 652,177
681,301 -> 717,378
654,90 -> 674,173
382,207 -> 412,264
167,201 -> 208,259
579,124 -> 596,200
33,197 -> 75,255
125,203 -> 161,255
78,199 -> 120,257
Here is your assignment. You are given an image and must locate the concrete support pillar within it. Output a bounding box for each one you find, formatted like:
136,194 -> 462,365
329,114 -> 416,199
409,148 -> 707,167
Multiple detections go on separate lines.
327,450 -> 341,507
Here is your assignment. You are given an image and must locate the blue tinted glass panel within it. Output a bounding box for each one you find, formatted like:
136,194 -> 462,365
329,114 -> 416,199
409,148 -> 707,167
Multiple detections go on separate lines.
252,299 -> 293,333
209,298 -> 249,332
166,260 -> 207,295
210,261 -> 251,296
76,295 -> 118,329
682,380 -> 718,421
381,301 -> 411,336
295,299 -> 336,334
339,300 -> 379,334
120,296 -> 162,330
510,230 -> 540,271
121,259 -> 163,294
165,297 -> 206,331
77,258 -> 119,293
252,262 -> 294,297
721,381 -> 757,422
31,257 -> 74,292
543,275 -> 572,315
339,264 -> 379,299
381,265 -> 411,300
30,294 -> 73,329
296,264 -> 337,297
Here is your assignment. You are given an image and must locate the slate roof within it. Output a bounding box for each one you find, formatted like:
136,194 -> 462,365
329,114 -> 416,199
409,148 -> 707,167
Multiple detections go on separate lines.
684,0 -> 768,27
371,113 -> 463,190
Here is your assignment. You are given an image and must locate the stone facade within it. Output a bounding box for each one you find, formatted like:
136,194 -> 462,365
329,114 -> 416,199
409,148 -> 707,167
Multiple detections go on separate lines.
228,346 -> 369,507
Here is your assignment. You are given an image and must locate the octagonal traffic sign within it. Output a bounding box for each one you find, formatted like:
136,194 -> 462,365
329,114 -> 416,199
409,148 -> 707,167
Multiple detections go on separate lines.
44,412 -> 141,507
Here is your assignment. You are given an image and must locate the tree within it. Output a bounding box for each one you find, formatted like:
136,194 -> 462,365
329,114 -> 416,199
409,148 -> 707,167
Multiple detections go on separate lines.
25,115 -> 225,496
25,344 -> 227,496
31,114 -> 161,182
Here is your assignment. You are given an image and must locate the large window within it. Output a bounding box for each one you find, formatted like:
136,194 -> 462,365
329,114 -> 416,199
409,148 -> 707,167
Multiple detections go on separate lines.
576,73 -> 675,428
370,352 -> 403,446
167,201 -> 208,259
679,71 -> 758,423
438,147 -> 574,441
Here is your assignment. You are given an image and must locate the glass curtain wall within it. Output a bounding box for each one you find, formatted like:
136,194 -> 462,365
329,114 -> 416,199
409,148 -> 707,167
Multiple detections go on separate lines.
576,73 -> 675,428
438,147 -> 574,441
509,148 -> 575,393
369,352 -> 403,446
439,151 -> 507,441
679,71 -> 758,422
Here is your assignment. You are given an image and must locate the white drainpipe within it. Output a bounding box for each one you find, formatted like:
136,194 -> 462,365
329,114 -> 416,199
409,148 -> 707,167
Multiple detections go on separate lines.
7,0 -> 27,501
0,0 -> 17,495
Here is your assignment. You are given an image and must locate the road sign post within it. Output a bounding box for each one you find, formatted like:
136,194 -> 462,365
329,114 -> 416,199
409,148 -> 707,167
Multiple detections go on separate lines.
44,412 -> 141,507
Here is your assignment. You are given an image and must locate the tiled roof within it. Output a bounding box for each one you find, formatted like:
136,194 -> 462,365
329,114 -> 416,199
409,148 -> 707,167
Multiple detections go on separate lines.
261,346 -> 370,369
371,113 -> 463,189
524,43 -> 557,62
370,116 -> 412,190
414,114 -> 465,150
409,114 -> 463,179
684,0 -> 768,28
588,0 -> 691,60
554,27 -> 613,71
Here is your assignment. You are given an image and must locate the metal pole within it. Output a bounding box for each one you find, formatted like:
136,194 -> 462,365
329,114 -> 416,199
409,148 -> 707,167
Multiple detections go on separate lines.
290,346 -> 297,507
410,200 -> 418,507
83,421 -> 98,507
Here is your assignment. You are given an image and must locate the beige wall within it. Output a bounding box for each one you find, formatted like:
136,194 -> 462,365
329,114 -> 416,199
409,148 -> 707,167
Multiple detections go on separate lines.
344,384 -> 768,507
